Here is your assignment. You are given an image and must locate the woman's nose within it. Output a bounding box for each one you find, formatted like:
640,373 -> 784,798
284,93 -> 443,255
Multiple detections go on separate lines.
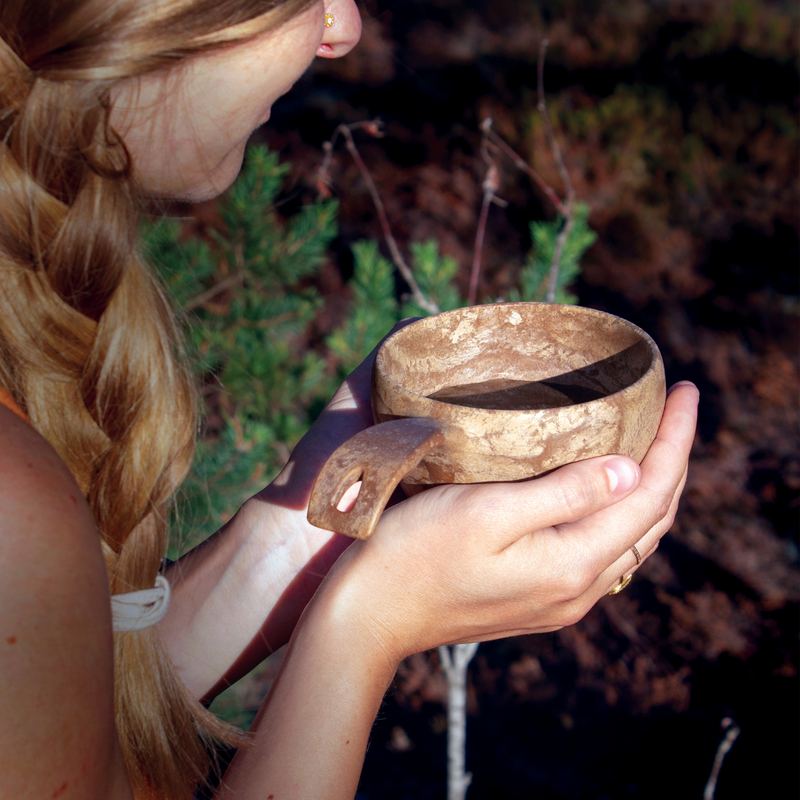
317,0 -> 362,59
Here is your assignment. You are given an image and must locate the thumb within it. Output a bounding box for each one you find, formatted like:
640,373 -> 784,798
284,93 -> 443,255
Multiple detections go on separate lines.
502,455 -> 641,534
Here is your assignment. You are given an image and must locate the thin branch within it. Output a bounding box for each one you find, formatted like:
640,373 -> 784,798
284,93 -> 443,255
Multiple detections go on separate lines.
537,38 -> 576,303
185,271 -> 244,311
468,119 -> 507,305
318,120 -> 440,316
703,718 -> 741,800
547,209 -> 575,304
481,118 -> 566,216
537,40 -> 575,209
315,119 -> 384,197
438,643 -> 480,800
468,187 -> 494,306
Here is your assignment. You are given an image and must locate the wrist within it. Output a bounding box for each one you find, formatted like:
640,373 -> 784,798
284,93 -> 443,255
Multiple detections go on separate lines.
162,490 -> 338,699
303,556 -> 404,680
223,557 -> 400,797
311,540 -> 412,669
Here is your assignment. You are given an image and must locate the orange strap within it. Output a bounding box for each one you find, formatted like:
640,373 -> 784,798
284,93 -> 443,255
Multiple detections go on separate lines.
0,386 -> 28,423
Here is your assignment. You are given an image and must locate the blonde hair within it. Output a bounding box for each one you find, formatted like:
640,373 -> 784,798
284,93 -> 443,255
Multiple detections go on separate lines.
0,0 -> 316,796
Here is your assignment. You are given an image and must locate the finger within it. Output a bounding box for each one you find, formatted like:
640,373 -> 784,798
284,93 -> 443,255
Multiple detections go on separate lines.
598,532 -> 656,597
502,383 -> 695,608
516,463 -> 687,626
505,382 -> 697,547
490,386 -> 695,627
550,382 -> 698,561
553,392 -> 696,607
642,381 -> 699,477
596,460 -> 688,596
614,381 -> 698,541
478,453 -> 642,549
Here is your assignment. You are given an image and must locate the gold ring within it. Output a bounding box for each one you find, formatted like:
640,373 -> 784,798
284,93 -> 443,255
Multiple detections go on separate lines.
608,574 -> 632,595
325,12 -> 334,27
608,546 -> 642,595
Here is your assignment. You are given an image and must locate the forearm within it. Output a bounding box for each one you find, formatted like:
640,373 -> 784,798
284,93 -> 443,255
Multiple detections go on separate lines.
159,492 -> 349,700
215,577 -> 398,799
157,347 -> 384,700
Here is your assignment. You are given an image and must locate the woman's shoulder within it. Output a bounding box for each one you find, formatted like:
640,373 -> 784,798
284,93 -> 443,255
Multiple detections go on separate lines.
0,403 -> 109,620
0,404 -> 128,796
0,402 -> 98,552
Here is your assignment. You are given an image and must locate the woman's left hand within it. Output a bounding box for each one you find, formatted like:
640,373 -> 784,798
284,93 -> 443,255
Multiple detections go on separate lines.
160,325 -> 413,700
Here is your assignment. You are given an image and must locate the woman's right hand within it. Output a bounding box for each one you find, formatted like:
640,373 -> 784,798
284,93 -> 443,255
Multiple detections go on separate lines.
318,381 -> 699,662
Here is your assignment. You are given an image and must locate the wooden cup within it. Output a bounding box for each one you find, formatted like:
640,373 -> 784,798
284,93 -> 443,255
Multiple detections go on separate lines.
308,302 -> 665,539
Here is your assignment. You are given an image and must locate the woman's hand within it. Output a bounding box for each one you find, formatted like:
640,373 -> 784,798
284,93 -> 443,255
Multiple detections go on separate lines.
218,382 -> 698,799
162,324 -> 416,700
320,381 -> 699,661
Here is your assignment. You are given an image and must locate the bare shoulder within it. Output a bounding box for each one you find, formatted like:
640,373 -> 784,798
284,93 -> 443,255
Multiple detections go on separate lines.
0,404 -> 103,589
0,406 -> 133,798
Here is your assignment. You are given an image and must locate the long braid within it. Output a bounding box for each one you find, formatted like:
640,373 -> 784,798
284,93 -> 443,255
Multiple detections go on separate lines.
1,28 -> 246,800
2,0 -> 322,792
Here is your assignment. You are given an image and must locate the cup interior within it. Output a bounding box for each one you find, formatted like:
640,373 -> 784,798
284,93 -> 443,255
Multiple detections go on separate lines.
379,304 -> 655,411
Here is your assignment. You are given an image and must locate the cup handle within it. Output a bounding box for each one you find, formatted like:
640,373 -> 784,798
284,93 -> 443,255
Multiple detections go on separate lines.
307,417 -> 449,539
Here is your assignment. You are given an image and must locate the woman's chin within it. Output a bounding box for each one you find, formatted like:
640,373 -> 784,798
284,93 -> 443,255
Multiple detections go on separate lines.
138,145 -> 247,205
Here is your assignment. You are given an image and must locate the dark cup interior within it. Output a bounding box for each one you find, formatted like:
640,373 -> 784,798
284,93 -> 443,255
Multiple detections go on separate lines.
379,304 -> 655,411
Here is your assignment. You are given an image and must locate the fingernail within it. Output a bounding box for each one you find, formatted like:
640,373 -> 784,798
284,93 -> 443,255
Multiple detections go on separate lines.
605,458 -> 638,494
667,380 -> 698,397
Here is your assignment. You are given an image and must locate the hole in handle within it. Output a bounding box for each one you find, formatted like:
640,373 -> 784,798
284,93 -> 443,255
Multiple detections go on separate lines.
336,479 -> 363,512
307,417 -> 451,539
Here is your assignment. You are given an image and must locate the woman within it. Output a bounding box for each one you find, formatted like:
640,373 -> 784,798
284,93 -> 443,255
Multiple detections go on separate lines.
0,0 -> 699,797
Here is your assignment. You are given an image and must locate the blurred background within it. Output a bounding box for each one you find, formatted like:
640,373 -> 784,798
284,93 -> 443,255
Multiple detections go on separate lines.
196,1 -> 798,797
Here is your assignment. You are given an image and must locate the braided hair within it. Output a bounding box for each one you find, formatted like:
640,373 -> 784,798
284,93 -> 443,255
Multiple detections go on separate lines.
0,0 -> 316,796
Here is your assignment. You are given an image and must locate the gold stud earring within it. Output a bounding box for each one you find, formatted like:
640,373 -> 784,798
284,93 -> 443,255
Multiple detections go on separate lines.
325,13 -> 334,27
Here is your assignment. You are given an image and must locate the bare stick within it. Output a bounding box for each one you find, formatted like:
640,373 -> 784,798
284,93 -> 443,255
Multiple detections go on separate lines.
468,188 -> 494,306
481,120 -> 566,216
318,120 -> 440,316
185,271 -> 244,311
537,38 -> 576,303
438,643 -> 480,800
468,119 -> 505,306
315,119 -> 384,197
547,206 -> 575,304
703,718 -> 741,800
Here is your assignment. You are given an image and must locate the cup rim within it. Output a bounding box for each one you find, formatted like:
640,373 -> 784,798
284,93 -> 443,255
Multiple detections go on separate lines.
375,302 -> 662,416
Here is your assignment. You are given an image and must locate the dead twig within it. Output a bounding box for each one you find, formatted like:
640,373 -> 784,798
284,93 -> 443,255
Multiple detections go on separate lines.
468,119 -> 508,305
537,38 -> 576,303
317,120 -> 440,315
468,185 -> 494,306
438,643 -> 480,800
470,43 -> 576,305
481,119 -> 566,216
185,271 -> 245,312
703,718 -> 741,800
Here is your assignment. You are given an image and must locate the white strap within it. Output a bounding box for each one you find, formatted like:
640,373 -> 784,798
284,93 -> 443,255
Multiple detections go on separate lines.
111,575 -> 171,633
